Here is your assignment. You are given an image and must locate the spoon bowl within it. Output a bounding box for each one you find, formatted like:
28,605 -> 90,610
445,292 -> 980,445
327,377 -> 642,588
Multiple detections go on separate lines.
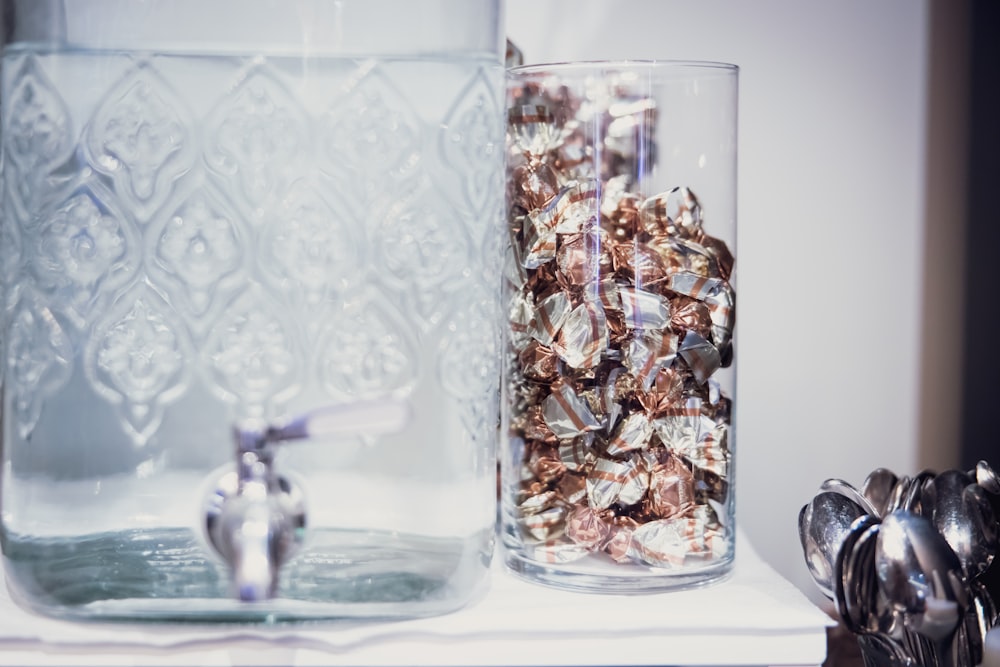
862,468 -> 899,518
820,478 -> 880,517
800,491 -> 869,599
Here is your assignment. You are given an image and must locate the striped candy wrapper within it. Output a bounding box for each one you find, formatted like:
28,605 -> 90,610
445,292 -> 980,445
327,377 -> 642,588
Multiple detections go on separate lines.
619,286 -> 671,330
520,504 -> 569,542
666,271 -> 725,302
605,412 -> 654,456
553,300 -> 608,369
624,330 -> 679,391
628,511 -> 727,568
522,540 -> 591,565
542,381 -> 602,438
639,186 -> 703,239
508,104 -> 557,157
529,291 -> 571,347
586,454 -> 649,509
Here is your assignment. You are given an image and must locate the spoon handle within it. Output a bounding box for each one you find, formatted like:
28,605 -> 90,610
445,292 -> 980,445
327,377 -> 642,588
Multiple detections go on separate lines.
858,633 -> 913,667
935,635 -> 956,667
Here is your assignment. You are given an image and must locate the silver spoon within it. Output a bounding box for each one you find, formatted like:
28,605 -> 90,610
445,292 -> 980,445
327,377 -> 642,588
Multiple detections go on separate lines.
976,460 -> 1000,495
924,469 -> 998,581
954,582 -> 995,667
819,477 -> 881,517
835,514 -> 881,634
844,518 -> 896,635
799,491 -> 869,599
857,632 -> 914,667
862,467 -> 899,518
901,470 -> 936,514
876,511 -> 967,667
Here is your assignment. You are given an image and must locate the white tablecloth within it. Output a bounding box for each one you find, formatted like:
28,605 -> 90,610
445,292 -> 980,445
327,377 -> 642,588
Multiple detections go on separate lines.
0,532 -> 832,666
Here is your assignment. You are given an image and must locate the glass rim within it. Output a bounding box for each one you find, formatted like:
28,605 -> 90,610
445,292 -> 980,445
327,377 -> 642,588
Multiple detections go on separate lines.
509,59 -> 739,76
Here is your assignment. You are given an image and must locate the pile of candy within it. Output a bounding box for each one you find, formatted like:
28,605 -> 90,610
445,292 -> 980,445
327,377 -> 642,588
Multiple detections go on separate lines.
503,74 -> 736,569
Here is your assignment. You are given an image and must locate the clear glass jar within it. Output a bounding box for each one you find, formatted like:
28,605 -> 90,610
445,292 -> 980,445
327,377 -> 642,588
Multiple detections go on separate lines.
501,61 -> 738,592
0,0 -> 505,622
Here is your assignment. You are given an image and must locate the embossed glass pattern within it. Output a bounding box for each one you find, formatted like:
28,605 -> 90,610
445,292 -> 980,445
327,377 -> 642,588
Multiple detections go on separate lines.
0,0 -> 504,622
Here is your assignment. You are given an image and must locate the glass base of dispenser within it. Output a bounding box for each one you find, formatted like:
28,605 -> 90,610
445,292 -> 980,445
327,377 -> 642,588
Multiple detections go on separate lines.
2,527 -> 491,623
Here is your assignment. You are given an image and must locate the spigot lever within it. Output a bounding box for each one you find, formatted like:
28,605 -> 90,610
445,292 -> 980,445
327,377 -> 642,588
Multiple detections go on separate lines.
204,399 -> 411,602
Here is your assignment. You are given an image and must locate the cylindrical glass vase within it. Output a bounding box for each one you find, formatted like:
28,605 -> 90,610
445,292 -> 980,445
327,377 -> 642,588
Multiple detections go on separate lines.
0,0 -> 505,622
501,61 -> 738,592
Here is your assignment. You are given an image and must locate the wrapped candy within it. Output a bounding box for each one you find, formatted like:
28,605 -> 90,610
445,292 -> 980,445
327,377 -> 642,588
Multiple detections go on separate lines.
504,63 -> 736,584
542,381 -> 602,438
586,453 -> 649,509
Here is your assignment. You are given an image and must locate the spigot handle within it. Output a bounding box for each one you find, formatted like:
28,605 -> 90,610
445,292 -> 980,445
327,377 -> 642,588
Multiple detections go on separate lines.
206,397 -> 411,602
264,398 -> 411,444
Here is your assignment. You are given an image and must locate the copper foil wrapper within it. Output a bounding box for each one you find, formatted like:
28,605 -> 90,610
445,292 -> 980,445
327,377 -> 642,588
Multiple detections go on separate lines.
624,330 -> 678,391
565,505 -> 611,549
523,541 -> 591,565
559,434 -> 598,473
619,286 -> 671,331
639,187 -> 703,239
678,331 -> 722,385
557,471 -> 588,505
529,291 -> 571,346
505,76 -> 735,571
542,381 -> 602,438
648,453 -> 697,519
521,505 -> 569,542
512,161 -> 560,212
587,454 -> 649,509
553,301 -> 608,369
603,516 -> 640,562
628,513 -> 727,568
519,340 -> 560,384
605,412 -> 654,456
509,105 -> 557,158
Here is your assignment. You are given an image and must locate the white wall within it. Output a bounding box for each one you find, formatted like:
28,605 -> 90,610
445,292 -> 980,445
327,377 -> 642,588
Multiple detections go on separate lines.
507,0 -> 944,604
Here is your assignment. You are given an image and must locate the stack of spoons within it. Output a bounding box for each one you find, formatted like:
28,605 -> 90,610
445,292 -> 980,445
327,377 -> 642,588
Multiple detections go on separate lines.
799,462 -> 1000,666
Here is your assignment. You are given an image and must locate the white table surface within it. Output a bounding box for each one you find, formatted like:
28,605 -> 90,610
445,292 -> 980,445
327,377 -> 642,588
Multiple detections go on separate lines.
0,532 -> 832,667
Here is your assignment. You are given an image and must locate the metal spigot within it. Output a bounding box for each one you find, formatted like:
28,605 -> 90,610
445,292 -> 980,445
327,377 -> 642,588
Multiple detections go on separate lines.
203,399 -> 411,602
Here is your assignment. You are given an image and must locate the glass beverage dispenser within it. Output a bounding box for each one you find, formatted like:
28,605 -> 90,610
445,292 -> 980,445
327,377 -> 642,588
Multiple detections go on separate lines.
0,0 -> 505,622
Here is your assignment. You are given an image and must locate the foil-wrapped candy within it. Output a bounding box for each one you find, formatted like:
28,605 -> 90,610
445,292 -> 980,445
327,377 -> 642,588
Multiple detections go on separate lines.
557,471 -> 588,505
565,505 -> 611,549
542,380 -> 602,438
648,453 -> 697,519
529,446 -> 567,484
613,241 -> 669,288
587,454 -> 649,509
521,505 -> 569,542
605,412 -> 654,456
629,511 -> 727,568
670,296 -> 713,341
678,331 -> 722,385
552,301 -> 608,369
511,161 -> 560,212
559,434 -> 598,473
509,105 -> 557,158
523,540 -> 591,565
603,516 -> 640,563
619,286 -> 671,331
528,291 -> 571,346
519,340 -> 560,383
624,330 -> 679,391
639,187 -> 703,239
